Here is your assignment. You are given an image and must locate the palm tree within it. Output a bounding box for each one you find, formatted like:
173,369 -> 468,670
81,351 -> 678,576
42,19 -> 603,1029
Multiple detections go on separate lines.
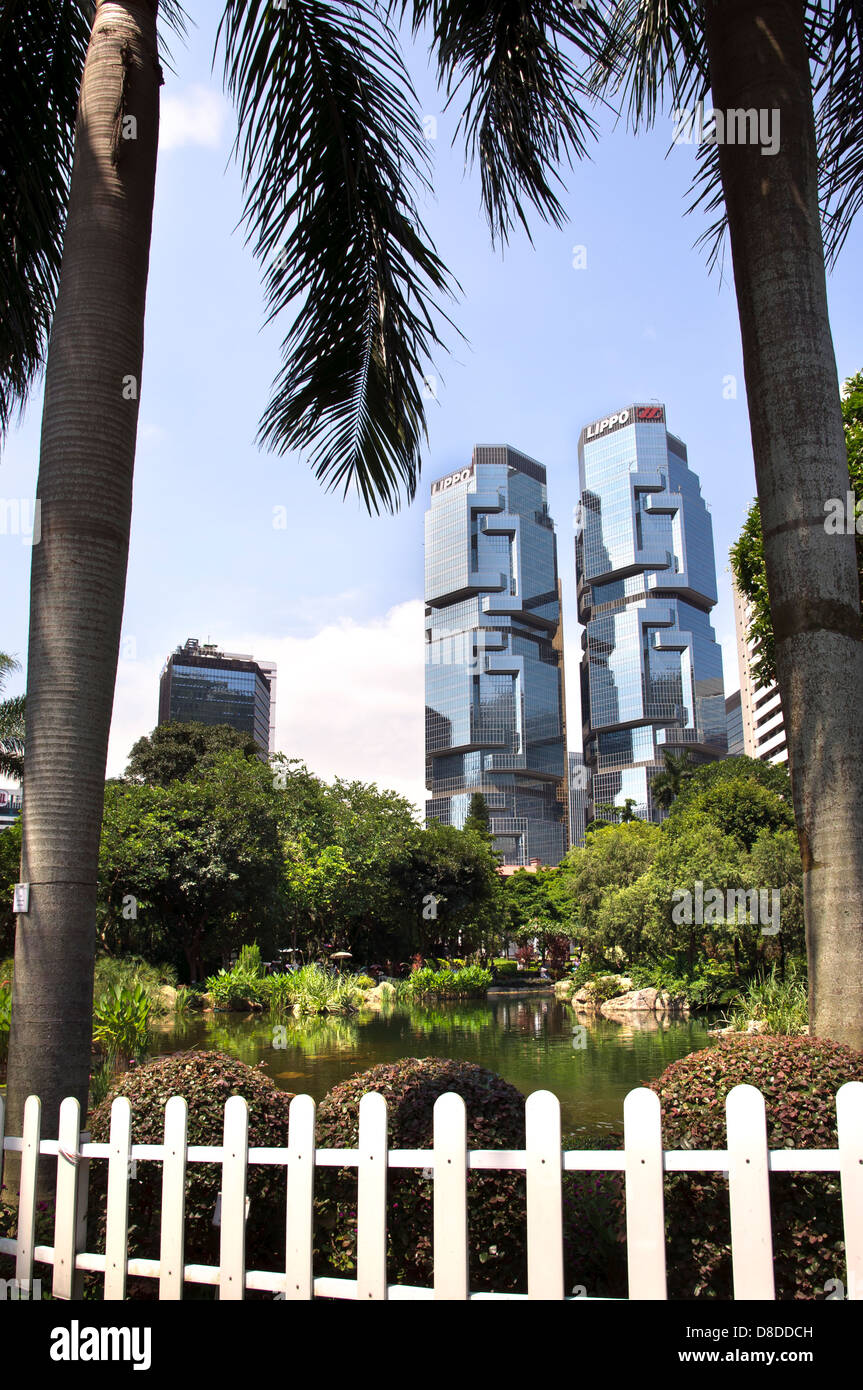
3,0 -> 863,1154
0,653 -> 25,781
591,2 -> 863,1047
0,0 -> 452,1150
650,750 -> 697,813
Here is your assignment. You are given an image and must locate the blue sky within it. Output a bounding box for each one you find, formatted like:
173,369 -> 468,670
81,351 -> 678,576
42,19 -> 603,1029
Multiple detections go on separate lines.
2,16 -> 862,813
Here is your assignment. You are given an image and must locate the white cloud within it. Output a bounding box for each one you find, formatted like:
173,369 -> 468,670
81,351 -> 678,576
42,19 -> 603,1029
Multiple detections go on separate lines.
160,86 -> 226,153
106,601 -> 427,814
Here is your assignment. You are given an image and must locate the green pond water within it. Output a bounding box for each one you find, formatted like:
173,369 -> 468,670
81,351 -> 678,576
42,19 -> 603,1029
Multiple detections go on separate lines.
148,993 -> 713,1138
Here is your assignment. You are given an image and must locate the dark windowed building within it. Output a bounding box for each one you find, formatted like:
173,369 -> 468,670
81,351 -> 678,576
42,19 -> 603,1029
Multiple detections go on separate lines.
425,445 -> 568,866
576,404 -> 727,821
158,639 -> 275,754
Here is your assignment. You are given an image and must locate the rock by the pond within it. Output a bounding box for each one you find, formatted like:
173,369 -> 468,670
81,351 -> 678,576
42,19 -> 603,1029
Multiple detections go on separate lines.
600,986 -> 689,1018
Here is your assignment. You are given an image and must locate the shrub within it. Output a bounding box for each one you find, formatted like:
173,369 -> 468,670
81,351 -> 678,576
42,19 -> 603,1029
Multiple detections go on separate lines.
630,958 -> 739,1010
206,962 -> 266,1010
724,960 -> 808,1034
651,1037 -> 863,1298
314,1057 -> 529,1292
314,1057 -> 626,1297
93,956 -> 178,1016
355,975 -> 375,990
400,965 -> 492,999
89,1052 -> 294,1284
583,973 -> 628,1004
493,960 -> 519,978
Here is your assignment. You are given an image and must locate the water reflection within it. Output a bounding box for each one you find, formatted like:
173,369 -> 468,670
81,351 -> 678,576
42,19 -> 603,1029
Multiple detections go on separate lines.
145,998 -> 712,1139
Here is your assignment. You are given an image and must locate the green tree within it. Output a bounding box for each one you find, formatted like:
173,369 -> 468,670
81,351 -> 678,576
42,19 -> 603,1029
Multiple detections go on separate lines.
98,752 -> 285,979
731,370 -> 863,687
394,820 -> 505,960
125,722 -> 261,786
463,791 -> 492,838
650,750 -> 697,813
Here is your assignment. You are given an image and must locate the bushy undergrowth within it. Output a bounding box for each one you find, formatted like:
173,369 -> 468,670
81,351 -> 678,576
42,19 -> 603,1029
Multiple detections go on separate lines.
89,1052 -> 294,1286
314,1056 -> 625,1296
398,964 -> 492,999
92,982 -> 151,1062
651,1037 -> 863,1298
723,960 -> 808,1034
628,957 -> 740,1009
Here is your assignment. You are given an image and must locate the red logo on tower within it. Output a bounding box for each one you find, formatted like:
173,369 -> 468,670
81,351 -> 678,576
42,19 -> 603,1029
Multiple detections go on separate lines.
636,405 -> 665,422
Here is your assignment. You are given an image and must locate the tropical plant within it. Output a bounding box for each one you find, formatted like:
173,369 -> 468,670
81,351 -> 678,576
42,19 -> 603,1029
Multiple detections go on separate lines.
398,964 -> 492,999
0,653 -> 25,781
91,982 -> 151,1063
592,2 -> 863,1048
650,750 -> 697,813
724,959 -> 810,1034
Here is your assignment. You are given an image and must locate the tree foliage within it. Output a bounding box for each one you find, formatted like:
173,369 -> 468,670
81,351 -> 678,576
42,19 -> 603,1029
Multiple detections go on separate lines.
730,369 -> 863,687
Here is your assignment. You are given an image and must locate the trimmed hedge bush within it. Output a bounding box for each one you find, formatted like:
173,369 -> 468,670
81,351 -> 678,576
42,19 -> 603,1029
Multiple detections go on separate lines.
651,1036 -> 863,1298
89,1051 -> 294,1285
313,1056 -> 626,1296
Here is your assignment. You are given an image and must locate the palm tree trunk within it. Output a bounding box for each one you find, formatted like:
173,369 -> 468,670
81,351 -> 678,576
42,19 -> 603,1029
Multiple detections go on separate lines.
703,0 -> 863,1047
5,0 -> 160,1169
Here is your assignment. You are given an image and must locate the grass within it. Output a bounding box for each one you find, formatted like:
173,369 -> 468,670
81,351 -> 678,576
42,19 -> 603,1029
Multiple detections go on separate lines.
723,960 -> 809,1035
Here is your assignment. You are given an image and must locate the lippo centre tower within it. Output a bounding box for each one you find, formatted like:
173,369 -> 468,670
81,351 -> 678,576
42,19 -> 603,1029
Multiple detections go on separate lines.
425,445 -> 568,865
576,404 -> 727,820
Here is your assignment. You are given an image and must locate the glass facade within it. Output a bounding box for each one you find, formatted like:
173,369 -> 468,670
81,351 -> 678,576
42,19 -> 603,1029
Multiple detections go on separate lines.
158,640 -> 272,753
425,446 -> 567,865
576,406 -> 726,820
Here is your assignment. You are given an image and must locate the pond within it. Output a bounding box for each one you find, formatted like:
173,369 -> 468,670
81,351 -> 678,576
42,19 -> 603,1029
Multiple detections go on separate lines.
148,992 -> 713,1139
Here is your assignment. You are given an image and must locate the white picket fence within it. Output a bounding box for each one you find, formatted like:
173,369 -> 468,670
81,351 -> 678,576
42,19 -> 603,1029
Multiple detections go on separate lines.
1,1082 -> 862,1300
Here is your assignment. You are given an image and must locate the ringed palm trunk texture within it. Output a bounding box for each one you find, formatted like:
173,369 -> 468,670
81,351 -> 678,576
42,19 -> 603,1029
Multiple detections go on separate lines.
704,0 -> 863,1047
5,0 -> 160,1166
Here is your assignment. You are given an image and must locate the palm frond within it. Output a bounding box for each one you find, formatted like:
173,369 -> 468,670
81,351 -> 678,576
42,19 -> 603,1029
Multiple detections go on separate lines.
217,0 -> 457,514
401,0 -> 608,245
810,0 -> 863,266
0,692 -> 25,781
0,0 -> 188,438
0,0 -> 90,435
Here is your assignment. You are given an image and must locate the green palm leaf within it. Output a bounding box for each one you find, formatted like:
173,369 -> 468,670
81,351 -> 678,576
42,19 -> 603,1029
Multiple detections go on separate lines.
403,0 -> 609,245
217,0 -> 458,513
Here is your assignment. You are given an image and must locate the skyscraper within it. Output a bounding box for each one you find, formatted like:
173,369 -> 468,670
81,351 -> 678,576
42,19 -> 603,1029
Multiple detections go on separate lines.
731,574 -> 787,764
158,638 -> 276,755
425,445 -> 567,866
576,404 -> 727,820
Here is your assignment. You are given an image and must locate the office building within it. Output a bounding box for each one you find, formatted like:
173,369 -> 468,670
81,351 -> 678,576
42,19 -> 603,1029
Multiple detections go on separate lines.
425,445 -> 568,866
725,689 -> 745,756
576,403 -> 727,821
158,638 -> 276,755
731,575 -> 787,764
567,751 -> 591,849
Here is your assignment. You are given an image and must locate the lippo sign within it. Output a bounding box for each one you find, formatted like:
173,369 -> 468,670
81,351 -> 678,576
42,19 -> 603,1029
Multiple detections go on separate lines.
431,462 -> 474,496
582,404 -> 665,443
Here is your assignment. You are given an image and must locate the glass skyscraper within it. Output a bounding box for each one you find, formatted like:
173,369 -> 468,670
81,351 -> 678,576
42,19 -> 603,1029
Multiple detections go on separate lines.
576,404 -> 726,820
158,638 -> 275,754
425,445 -> 567,865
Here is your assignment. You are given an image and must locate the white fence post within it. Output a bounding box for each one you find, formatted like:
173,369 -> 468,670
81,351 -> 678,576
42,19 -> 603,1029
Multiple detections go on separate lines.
159,1096 -> 188,1300
357,1092 -> 388,1300
526,1091 -> 564,1299
15,1096 -> 41,1297
219,1095 -> 249,1300
433,1093 -> 468,1299
624,1087 -> 667,1299
284,1094 -> 315,1300
837,1081 -> 863,1301
52,1097 -> 83,1300
726,1083 -> 775,1299
104,1098 -> 133,1300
